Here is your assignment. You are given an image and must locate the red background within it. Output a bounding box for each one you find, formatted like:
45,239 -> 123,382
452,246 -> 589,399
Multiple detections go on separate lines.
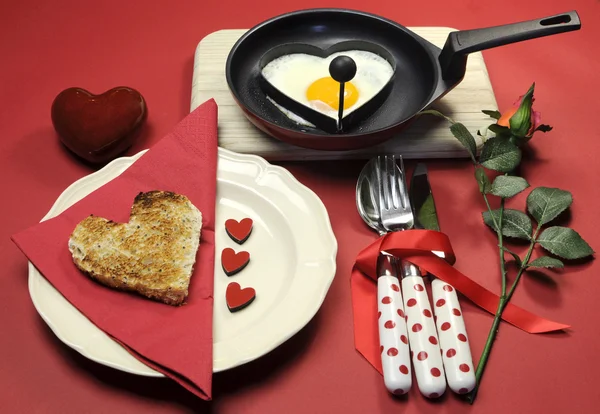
1,0 -> 599,413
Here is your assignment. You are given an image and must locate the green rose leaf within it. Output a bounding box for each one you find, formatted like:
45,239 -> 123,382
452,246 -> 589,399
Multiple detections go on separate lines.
538,227 -> 594,259
490,175 -> 529,198
527,256 -> 564,269
479,138 -> 522,172
450,122 -> 477,161
487,124 -> 507,134
509,83 -> 535,137
487,124 -> 512,139
502,247 -> 522,266
417,109 -> 455,124
526,187 -> 573,225
417,194 -> 441,232
475,167 -> 491,194
509,134 -> 531,148
482,110 -> 501,120
483,208 -> 532,240
535,124 -> 553,133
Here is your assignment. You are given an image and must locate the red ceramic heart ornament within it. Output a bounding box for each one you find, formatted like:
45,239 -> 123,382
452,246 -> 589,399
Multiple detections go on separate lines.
226,282 -> 256,312
221,248 -> 250,276
51,86 -> 147,164
225,218 -> 253,244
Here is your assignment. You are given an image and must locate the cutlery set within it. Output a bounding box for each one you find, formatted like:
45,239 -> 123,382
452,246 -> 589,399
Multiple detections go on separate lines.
357,155 -> 475,398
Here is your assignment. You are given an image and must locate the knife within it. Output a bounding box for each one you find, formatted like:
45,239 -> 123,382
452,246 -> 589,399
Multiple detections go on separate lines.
410,163 -> 476,395
376,253 -> 412,395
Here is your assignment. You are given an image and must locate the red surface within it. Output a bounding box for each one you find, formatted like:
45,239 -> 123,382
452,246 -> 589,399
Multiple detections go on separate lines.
1,0 -> 598,413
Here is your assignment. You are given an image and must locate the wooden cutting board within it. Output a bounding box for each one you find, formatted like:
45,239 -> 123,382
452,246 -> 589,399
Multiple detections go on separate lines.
190,28 -> 499,161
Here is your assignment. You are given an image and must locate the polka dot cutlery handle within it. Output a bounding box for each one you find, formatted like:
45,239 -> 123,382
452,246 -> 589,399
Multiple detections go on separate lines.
401,265 -> 447,398
377,255 -> 412,395
431,278 -> 476,395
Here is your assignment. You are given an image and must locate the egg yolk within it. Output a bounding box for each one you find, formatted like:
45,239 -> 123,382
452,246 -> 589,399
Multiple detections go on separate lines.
306,77 -> 359,111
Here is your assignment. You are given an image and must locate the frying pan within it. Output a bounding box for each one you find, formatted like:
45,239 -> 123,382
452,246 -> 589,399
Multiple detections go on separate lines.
225,9 -> 580,151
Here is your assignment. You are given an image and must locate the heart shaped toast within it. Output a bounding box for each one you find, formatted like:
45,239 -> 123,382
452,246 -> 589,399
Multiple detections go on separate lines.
68,191 -> 202,306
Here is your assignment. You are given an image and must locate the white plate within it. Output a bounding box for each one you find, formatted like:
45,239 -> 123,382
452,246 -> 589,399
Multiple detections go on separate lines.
28,147 -> 337,376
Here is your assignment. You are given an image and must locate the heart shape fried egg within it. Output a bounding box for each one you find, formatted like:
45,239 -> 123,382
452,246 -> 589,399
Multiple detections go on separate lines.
260,45 -> 395,132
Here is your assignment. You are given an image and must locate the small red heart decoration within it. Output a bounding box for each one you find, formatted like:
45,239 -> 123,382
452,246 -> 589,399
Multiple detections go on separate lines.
225,218 -> 253,244
226,282 -> 256,312
51,86 -> 147,164
221,248 -> 250,276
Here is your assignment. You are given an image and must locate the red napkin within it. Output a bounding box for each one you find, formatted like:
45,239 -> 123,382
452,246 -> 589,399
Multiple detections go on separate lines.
351,230 -> 570,374
11,99 -> 218,400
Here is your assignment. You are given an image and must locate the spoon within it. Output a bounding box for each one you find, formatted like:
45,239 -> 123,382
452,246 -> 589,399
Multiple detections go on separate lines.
356,158 -> 383,234
356,158 -> 412,395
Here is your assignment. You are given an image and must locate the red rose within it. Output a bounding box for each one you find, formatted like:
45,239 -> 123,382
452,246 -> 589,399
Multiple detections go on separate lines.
497,94 -> 542,137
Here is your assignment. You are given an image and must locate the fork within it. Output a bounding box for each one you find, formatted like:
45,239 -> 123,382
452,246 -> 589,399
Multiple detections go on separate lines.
376,154 -> 447,399
376,155 -> 413,232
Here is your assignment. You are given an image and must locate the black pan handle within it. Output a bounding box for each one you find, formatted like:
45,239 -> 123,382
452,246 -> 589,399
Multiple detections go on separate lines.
439,11 -> 581,80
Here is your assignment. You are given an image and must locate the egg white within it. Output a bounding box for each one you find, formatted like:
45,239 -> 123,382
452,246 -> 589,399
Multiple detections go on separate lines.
266,96 -> 315,128
262,50 -> 394,125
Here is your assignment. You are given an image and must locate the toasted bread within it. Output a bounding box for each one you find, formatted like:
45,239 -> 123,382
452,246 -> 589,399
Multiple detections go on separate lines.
68,191 -> 202,305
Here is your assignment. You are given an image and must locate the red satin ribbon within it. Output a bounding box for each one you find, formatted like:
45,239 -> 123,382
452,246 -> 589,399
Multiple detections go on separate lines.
351,230 -> 570,374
